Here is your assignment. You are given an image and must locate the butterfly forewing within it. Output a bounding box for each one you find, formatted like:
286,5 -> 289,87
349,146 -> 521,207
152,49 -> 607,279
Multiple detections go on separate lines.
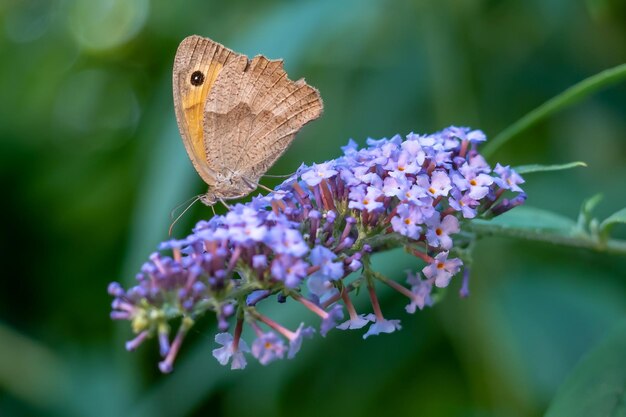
172,35 -> 241,185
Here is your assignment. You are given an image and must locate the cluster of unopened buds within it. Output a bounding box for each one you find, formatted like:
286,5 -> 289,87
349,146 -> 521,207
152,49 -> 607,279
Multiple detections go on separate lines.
108,127 -> 526,372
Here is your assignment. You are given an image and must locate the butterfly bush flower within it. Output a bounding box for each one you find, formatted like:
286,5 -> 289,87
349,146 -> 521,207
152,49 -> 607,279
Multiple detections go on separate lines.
109,127 -> 526,372
213,332 -> 250,370
251,330 -> 286,365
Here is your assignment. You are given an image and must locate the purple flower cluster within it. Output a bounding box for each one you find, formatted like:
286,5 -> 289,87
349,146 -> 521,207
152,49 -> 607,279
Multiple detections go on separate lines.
109,127 -> 525,372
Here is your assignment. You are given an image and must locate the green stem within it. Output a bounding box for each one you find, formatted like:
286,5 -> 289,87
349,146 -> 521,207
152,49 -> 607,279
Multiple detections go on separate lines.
482,63 -> 626,158
466,222 -> 626,256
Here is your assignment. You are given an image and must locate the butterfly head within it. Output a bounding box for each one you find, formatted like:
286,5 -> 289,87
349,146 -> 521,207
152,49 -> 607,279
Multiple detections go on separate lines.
200,178 -> 258,207
199,192 -> 218,206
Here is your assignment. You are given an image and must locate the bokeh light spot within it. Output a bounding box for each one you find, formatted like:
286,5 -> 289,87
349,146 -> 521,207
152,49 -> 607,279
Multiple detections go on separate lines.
68,0 -> 149,51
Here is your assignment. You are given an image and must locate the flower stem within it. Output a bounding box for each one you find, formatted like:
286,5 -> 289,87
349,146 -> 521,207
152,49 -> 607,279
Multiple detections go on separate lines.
367,281 -> 384,321
377,274 -> 414,300
292,293 -> 328,319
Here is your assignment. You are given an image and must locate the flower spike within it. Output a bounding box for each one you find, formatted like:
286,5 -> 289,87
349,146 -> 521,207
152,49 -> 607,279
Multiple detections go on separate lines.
109,127 -> 525,372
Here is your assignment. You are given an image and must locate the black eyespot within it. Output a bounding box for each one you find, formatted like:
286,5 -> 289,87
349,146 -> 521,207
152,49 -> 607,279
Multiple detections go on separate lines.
190,70 -> 205,86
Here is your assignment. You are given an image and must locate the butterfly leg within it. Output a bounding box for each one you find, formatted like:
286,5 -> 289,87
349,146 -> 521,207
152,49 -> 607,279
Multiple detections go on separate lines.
262,172 -> 296,179
242,177 -> 287,196
218,198 -> 232,210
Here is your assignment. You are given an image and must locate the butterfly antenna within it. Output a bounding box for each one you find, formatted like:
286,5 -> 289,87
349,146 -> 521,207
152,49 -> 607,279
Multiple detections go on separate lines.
168,195 -> 201,237
169,195 -> 201,220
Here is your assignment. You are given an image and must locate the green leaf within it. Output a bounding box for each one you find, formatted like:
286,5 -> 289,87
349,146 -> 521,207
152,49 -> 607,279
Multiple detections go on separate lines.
473,206 -> 577,233
483,63 -> 626,158
514,161 -> 587,175
600,208 -> 626,236
468,206 -> 588,248
469,206 -> 626,255
544,319 -> 626,417
0,321 -> 71,409
581,194 -> 604,218
577,194 -> 603,232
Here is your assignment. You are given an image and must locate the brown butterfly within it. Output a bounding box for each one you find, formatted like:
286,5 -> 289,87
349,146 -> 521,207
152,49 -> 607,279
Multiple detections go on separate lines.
172,35 -> 323,206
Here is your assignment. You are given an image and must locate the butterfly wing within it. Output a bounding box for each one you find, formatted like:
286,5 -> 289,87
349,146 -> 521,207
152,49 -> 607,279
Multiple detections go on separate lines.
172,35 -> 241,185
202,54 -> 323,187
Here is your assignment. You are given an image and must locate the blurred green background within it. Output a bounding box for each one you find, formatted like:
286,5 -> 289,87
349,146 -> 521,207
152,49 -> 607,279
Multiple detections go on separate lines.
1,0 -> 625,416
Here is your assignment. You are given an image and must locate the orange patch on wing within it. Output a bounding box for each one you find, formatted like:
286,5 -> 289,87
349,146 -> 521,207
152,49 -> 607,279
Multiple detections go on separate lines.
181,61 -> 224,161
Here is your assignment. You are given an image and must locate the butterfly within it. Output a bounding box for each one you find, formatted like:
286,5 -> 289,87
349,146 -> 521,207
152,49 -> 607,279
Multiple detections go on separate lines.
172,35 -> 323,206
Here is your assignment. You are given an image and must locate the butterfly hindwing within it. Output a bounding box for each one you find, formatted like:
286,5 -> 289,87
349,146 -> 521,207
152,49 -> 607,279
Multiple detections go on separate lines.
202,54 -> 323,185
